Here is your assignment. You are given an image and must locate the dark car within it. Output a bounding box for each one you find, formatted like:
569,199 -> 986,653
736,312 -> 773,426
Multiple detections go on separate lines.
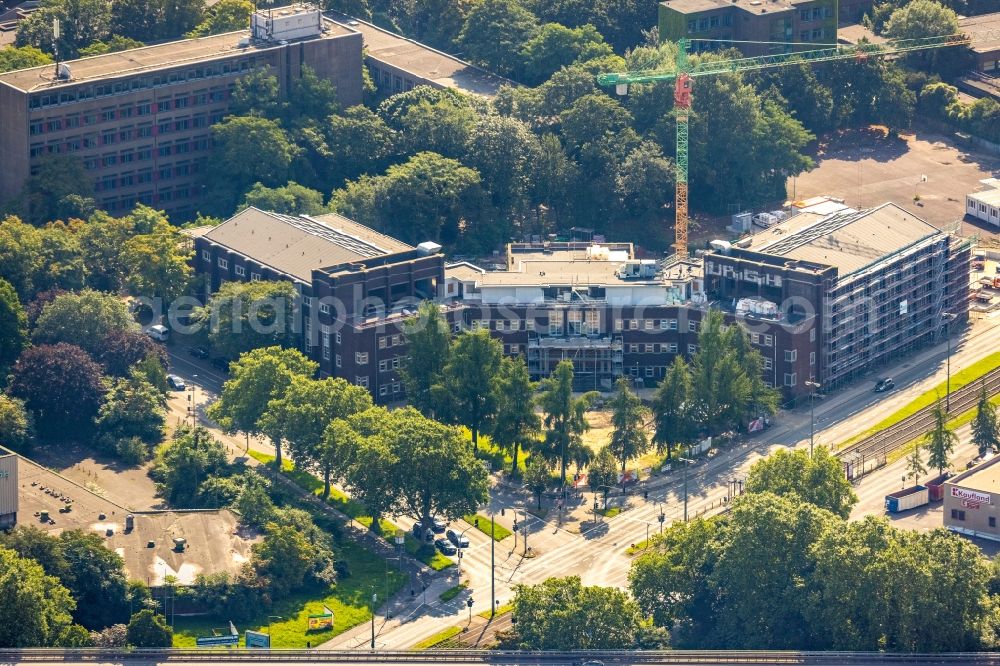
430,516 -> 447,533
446,529 -> 469,549
412,522 -> 435,544
435,538 -> 457,556
209,357 -> 230,373
873,378 -> 895,393
187,345 -> 209,359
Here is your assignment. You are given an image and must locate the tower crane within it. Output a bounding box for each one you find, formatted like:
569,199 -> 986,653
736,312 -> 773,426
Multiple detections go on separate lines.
597,30 -> 1000,258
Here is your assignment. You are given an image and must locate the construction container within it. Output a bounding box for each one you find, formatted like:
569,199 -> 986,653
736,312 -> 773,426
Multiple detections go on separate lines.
885,485 -> 929,513
926,473 -> 952,501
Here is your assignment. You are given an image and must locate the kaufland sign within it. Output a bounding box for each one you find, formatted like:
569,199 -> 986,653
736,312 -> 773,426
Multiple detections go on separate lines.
951,486 -> 992,505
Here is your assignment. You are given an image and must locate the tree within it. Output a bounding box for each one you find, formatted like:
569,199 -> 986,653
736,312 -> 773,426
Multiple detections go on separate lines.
924,399 -> 958,476
443,329 -> 503,451
205,115 -> 299,214
338,413 -> 396,534
0,278 -> 27,372
509,577 -> 645,649
745,446 -> 857,518
322,106 -> 397,186
77,212 -> 134,292
125,610 -> 172,648
96,329 -> 168,378
78,35 -> 144,56
240,182 -> 327,216
197,280 -> 299,360
606,377 -> 650,485
519,23 -> 613,85
56,530 -> 130,629
96,372 -> 166,444
400,300 -> 452,417
523,457 -> 551,510
651,356 -> 697,462
15,0 -> 111,58
0,547 -> 76,647
110,0 -> 204,41
186,0 -> 252,37
89,624 -> 127,648
0,395 -> 34,454
9,343 -> 104,440
230,67 -> 284,119
906,443 -> 927,486
458,0 -> 540,78
615,141 -> 675,219
252,523 -> 317,598
464,115 -> 541,215
288,65 -> 340,124
121,215 -> 194,308
588,446 -> 618,509
32,289 -> 135,357
207,346 -> 317,469
884,0 -> 962,74
0,45 -> 52,73
491,356 -> 539,478
15,155 -> 95,225
260,376 -> 372,498
150,426 -> 230,506
559,93 -> 633,155
537,360 -> 597,488
971,382 -> 999,457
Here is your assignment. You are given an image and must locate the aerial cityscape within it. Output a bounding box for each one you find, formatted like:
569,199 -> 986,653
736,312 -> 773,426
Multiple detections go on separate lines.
0,0 -> 999,661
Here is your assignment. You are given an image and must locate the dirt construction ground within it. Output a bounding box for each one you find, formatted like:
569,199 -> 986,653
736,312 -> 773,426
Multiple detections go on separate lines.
787,125 -> 1000,240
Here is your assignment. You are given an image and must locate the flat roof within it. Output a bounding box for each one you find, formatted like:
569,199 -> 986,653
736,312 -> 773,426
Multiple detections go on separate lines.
15,455 -> 255,586
960,12 -> 1000,54
949,455 -> 1000,494
748,203 -> 942,275
0,19 -> 354,93
480,255 -> 661,288
326,12 -> 512,96
445,261 -> 486,283
970,189 -> 1000,207
660,0 -> 812,17
202,207 -> 413,283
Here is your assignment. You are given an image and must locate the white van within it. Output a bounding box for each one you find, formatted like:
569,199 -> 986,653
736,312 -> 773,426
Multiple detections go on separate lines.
146,324 -> 170,342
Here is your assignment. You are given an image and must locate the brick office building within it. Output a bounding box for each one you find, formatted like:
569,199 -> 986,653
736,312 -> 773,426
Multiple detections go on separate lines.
0,5 -> 362,219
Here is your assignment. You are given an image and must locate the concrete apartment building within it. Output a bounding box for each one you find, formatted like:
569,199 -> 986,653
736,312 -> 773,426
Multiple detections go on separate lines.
659,0 -> 838,56
0,5 -> 363,219
944,456 -> 1000,542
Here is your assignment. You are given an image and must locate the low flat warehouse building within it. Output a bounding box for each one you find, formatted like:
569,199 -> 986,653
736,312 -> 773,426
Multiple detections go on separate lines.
944,456 -> 1000,541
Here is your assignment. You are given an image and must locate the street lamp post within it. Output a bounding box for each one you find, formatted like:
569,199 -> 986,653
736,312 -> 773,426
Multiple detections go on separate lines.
942,312 -> 956,412
370,590 -> 377,649
677,457 -> 693,522
267,615 -> 282,636
805,380 -> 821,457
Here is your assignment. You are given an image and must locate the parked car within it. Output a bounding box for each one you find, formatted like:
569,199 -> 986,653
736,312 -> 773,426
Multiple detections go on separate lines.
873,377 -> 895,393
187,345 -> 209,359
146,324 -> 170,342
435,538 -> 457,556
166,374 -> 186,391
209,357 -> 230,373
430,516 -> 447,533
412,522 -> 435,544
446,529 -> 470,549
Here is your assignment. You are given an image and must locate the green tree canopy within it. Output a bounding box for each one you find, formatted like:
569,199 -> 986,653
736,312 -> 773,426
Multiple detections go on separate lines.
0,277 -> 27,372
150,425 -> 230,506
0,546 -> 76,647
186,0 -> 252,36
121,213 -> 193,306
32,289 -> 135,357
400,301 -> 452,418
0,395 -> 34,454
125,610 -> 172,647
537,360 -> 597,488
924,399 -> 958,475
197,280 -> 299,360
0,45 -> 52,73
745,446 -> 857,518
96,371 -> 166,445
442,328 -> 503,450
651,356 -> 697,462
971,382 -> 999,457
9,343 -> 104,440
519,23 -> 613,85
15,156 -> 95,226
491,356 -> 539,478
458,0 -> 540,78
15,0 -> 111,58
606,377 -> 650,479
587,446 -> 618,508
240,182 -> 327,216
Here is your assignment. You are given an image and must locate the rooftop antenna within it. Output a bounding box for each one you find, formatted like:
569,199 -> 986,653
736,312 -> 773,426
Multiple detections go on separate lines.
266,0 -> 274,40
51,17 -> 60,77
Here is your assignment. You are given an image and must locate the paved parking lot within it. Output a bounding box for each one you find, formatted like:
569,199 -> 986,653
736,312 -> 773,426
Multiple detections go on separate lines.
788,125 -> 1000,239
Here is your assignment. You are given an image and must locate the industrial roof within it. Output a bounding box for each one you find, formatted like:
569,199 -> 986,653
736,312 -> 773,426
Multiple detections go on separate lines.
960,12 -> 1000,54
0,19 -> 354,93
749,203 -> 942,276
326,12 -> 513,97
201,207 -> 412,283
660,0 -> 813,17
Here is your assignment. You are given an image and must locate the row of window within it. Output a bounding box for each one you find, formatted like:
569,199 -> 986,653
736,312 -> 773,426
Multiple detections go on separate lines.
205,253 -> 264,281
378,334 -> 404,348
367,65 -> 415,94
28,61 -> 256,110
378,382 -> 403,397
950,509 -> 995,527
799,28 -> 826,42
377,358 -> 402,372
29,91 -> 229,132
799,6 -> 833,22
686,13 -> 733,33
616,318 -> 682,332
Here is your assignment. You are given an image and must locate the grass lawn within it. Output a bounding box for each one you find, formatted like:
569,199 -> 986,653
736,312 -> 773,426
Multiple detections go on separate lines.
411,626 -> 463,650
439,583 -> 467,602
838,350 -> 1000,450
247,451 -> 453,571
172,541 -> 405,648
477,603 -> 513,619
886,393 -> 1000,465
463,514 -> 512,541
598,507 -> 622,518
626,539 -> 650,555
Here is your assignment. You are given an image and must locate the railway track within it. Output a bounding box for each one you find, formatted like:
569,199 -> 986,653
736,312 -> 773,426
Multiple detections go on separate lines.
837,366 -> 1000,465
2,649 -> 1000,665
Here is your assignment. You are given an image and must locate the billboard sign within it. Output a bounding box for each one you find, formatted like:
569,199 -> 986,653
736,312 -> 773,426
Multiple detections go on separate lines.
245,630 -> 270,649
951,486 -> 991,505
307,610 -> 333,631
195,635 -> 238,647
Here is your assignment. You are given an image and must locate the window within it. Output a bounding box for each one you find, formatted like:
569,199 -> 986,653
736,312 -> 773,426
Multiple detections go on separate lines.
379,360 -> 388,372
526,319 -> 535,331
250,272 -> 261,281
202,250 -> 211,261
549,322 -> 563,335
800,30 -> 810,41
689,320 -> 699,333
687,19 -> 696,33
951,509 -> 966,521
666,343 -> 678,353
784,373 -> 797,387
380,385 -> 388,397
379,337 -> 387,349
320,304 -> 331,314
392,358 -> 400,370
800,8 -> 810,20
356,352 -> 368,365
990,517 -> 997,528
645,343 -> 654,353
335,354 -> 342,368
510,344 -> 519,354
688,344 -> 697,354
629,344 -> 639,353
644,320 -> 654,331
157,100 -> 171,112
763,334 -> 774,346
812,28 -> 823,39
323,346 -> 331,360
234,265 -> 245,276
357,376 -> 369,389
709,15 -> 719,27
217,257 -> 228,269
336,332 -> 342,344
629,319 -> 638,330
784,349 -> 797,362
392,334 -> 401,346
393,382 -> 401,393
615,319 -> 623,331
764,358 -> 773,370
810,352 -> 816,366
645,367 -> 654,377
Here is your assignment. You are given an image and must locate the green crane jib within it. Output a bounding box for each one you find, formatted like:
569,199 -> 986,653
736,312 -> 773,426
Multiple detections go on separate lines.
597,30 -> 1000,258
